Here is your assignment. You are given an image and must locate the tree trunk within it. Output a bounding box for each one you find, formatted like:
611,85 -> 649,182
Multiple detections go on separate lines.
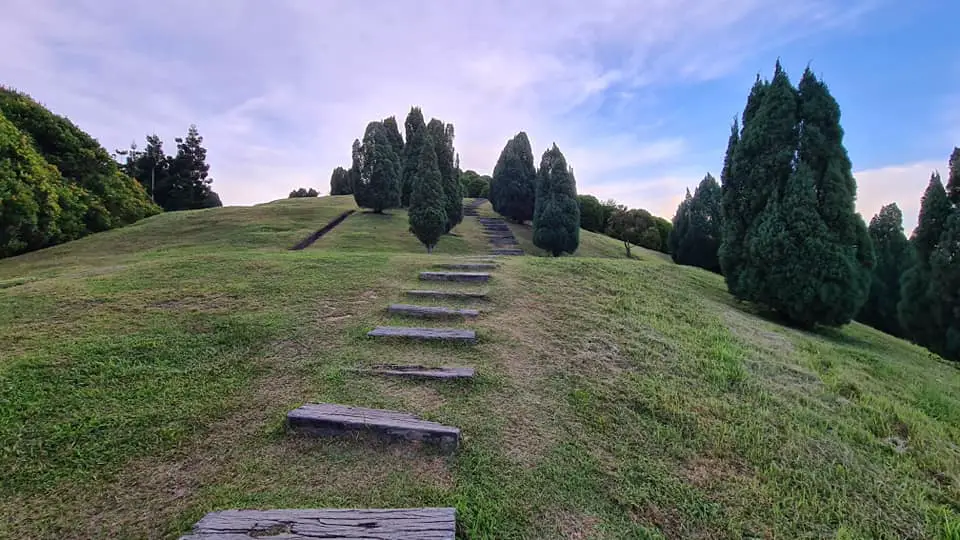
624,241 -> 631,258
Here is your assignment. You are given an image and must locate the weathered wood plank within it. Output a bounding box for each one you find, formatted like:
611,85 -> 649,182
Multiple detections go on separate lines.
367,326 -> 477,343
434,263 -> 497,270
366,364 -> 475,380
180,507 -> 456,539
387,304 -> 479,319
490,248 -> 523,256
419,271 -> 490,282
405,290 -> 488,300
287,403 -> 460,452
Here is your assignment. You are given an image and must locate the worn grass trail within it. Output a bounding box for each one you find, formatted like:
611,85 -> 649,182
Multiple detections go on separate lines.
0,196 -> 958,538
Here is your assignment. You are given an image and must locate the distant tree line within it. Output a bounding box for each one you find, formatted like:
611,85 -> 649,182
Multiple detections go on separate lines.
289,187 -> 319,198
0,87 -> 160,258
116,125 -> 222,212
574,194 -> 672,257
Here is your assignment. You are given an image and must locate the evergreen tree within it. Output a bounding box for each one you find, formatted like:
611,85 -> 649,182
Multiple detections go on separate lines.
672,173 -> 722,272
858,203 -> 914,336
427,119 -> 462,232
718,118 -> 744,290
946,147 -> 960,206
382,116 -> 405,159
401,107 -> 427,207
408,134 -> 447,253
491,132 -> 537,223
349,139 -> 362,193
353,121 -> 402,213
168,125 -> 218,210
330,166 -> 352,195
533,144 -> 579,256
899,174 -> 952,345
928,211 -> 960,359
288,187 -> 319,198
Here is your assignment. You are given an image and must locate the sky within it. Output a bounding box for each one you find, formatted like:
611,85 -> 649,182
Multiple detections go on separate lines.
1,0 -> 957,232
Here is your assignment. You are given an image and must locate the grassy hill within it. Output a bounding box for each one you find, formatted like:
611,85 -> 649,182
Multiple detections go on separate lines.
1,196 -> 958,539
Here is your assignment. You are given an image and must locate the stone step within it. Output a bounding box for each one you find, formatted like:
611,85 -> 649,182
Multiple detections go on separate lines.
482,225 -> 510,230
368,326 -> 477,343
405,290 -> 488,300
419,271 -> 490,282
365,364 -> 475,380
435,262 -> 497,270
388,303 -> 479,319
489,238 -> 518,246
491,248 -> 524,256
287,403 -> 460,453
181,508 -> 457,539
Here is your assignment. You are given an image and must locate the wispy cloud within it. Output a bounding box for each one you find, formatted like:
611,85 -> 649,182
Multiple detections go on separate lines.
0,0 -> 875,206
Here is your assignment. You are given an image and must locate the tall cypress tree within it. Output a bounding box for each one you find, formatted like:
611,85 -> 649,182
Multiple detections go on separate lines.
408,133 -> 447,253
946,147 -> 960,206
383,116 -> 405,159
899,173 -> 952,345
533,144 -> 579,256
718,118 -> 743,287
427,119 -> 462,232
672,174 -> 722,273
858,203 -> 914,336
353,121 -> 401,213
401,107 -> 427,207
491,132 -> 537,223
929,211 -> 960,359
349,138 -> 362,194
669,189 -> 693,260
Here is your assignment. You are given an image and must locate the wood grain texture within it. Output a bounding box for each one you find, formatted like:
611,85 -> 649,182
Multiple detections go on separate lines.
490,249 -> 523,256
387,304 -> 479,319
366,364 -> 475,380
433,263 -> 497,270
418,271 -> 490,282
287,403 -> 460,452
404,290 -> 488,300
180,507 -> 456,539
367,326 -> 476,343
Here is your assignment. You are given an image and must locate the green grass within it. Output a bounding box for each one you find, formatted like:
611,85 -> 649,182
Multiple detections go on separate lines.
1,195 -> 958,538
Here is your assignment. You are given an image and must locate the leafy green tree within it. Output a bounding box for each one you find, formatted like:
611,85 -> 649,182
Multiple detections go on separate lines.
460,170 -> 490,198
491,132 -> 537,223
946,147 -> 960,206
401,107 -> 427,207
653,217 -> 672,254
0,87 -> 158,231
608,207 -> 657,257
928,211 -> 960,359
577,194 -> 605,232
330,166 -> 352,195
353,121 -> 402,213
599,199 -> 619,234
899,173 -> 953,346
427,119 -> 462,231
288,187 -> 319,198
382,116 -> 405,159
533,144 -> 579,256
671,173 -> 722,272
408,133 -> 447,253
858,203 -> 914,336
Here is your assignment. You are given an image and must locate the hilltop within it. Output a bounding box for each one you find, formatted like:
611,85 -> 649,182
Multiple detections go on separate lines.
1,196 -> 958,539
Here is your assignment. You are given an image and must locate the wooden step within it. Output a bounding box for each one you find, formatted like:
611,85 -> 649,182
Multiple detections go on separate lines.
287,403 -> 460,452
419,271 -> 490,282
405,290 -> 488,300
181,507 -> 456,539
388,303 -> 479,319
435,263 -> 497,270
368,326 -> 477,343
491,248 -> 523,256
489,238 -> 518,246
366,364 -> 475,380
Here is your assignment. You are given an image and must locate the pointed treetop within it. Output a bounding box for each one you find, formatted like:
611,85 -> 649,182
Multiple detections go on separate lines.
947,146 -> 960,205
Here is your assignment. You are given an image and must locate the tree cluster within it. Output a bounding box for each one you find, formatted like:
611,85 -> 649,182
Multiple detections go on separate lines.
460,170 -> 491,198
289,187 -> 319,198
0,88 -> 160,258
669,173 -> 722,273
329,166 -> 352,195
117,125 -> 222,211
717,62 -> 873,328
894,151 -> 960,359
577,195 -> 671,256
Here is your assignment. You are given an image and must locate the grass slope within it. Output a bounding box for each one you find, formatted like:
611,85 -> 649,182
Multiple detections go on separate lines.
1,196 -> 958,539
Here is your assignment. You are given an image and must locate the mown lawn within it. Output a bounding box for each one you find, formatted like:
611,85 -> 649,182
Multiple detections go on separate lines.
0,196 -> 957,539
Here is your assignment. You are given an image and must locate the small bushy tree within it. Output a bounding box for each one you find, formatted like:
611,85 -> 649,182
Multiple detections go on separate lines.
491,132 -> 537,223
408,134 -> 448,253
353,121 -> 402,213
533,144 -> 579,256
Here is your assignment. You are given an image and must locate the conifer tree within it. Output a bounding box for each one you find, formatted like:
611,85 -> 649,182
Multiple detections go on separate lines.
382,116 -> 405,159
491,132 -> 537,223
857,203 -> 914,336
533,144 -> 579,256
349,139 -> 362,192
401,107 -> 427,207
353,121 -> 401,213
168,125 -> 218,210
408,134 -> 447,253
899,173 -> 953,345
946,147 -> 960,206
672,174 -> 722,273
330,166 -> 352,195
669,189 -> 693,260
427,119 -> 462,232
928,211 -> 960,359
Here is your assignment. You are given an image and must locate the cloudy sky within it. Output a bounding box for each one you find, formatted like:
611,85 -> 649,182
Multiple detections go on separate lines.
2,0 -> 957,231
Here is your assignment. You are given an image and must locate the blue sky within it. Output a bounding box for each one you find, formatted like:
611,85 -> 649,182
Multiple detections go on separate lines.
1,0 -> 956,231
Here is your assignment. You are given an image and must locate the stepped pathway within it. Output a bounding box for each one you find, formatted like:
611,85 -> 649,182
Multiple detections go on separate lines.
186,201 -> 509,536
